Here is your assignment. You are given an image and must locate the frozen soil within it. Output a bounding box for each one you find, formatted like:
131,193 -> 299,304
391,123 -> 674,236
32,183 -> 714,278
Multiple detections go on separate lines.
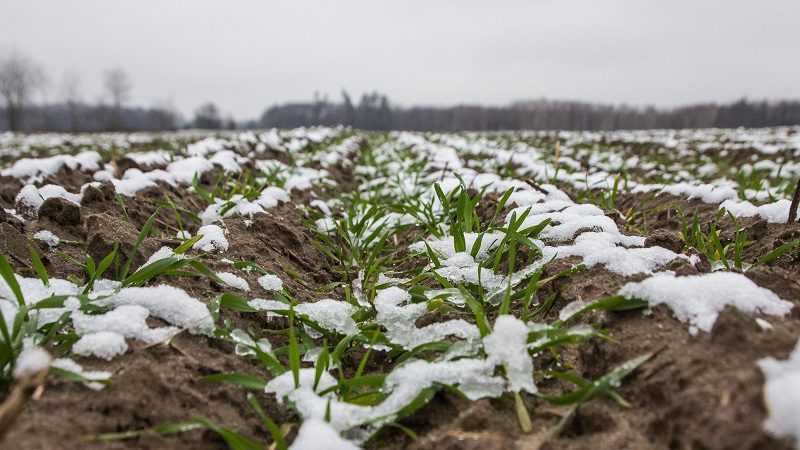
1,129 -> 799,450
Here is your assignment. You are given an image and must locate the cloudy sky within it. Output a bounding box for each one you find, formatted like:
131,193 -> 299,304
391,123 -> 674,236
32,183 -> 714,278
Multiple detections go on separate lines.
1,0 -> 798,119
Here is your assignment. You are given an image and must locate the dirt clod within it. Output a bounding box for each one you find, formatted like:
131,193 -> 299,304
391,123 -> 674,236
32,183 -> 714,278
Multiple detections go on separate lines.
38,197 -> 81,226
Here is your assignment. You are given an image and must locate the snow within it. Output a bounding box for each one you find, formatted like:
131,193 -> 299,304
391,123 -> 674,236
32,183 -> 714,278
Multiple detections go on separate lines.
248,298 -> 290,312
216,272 -> 250,291
193,224 -> 229,252
756,318 -> 774,331
1,151 -> 101,181
554,232 -> 680,276
33,230 -> 61,248
13,346 -> 51,378
410,232 -> 504,261
141,246 -> 184,268
72,332 -> 129,360
97,285 -> 215,335
37,184 -> 82,205
280,358 -> 505,432
296,299 -> 358,335
72,304 -> 180,344
483,315 -> 536,393
758,340 -> 800,446
230,328 -> 273,356
50,358 -> 111,390
659,182 -> 738,204
110,174 -> 157,197
265,367 -> 338,401
15,184 -> 82,218
257,274 -> 283,291
375,286 -> 479,349
289,419 -> 361,450
14,184 -> 44,217
125,149 -> 171,166
0,275 -> 80,313
618,272 -> 793,334
721,199 -> 792,223
166,156 -> 216,184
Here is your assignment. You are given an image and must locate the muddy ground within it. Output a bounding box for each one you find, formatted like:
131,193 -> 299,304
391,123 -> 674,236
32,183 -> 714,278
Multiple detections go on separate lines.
1,165 -> 799,450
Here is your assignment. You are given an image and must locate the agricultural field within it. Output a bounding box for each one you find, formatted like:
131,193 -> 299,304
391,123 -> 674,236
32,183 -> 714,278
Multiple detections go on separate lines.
0,126 -> 799,450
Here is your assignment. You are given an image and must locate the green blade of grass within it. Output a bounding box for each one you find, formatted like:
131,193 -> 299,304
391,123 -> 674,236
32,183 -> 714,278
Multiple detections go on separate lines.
288,306 -> 301,389
0,254 -> 25,306
29,245 -> 49,287
120,208 -> 159,281
201,373 -> 266,390
247,395 -> 287,450
757,238 -> 800,265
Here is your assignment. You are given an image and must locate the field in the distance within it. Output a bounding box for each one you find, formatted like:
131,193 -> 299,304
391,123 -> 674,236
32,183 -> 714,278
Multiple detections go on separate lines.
0,126 -> 799,450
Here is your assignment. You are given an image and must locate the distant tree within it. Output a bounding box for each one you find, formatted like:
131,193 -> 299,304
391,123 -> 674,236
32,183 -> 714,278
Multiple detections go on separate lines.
103,68 -> 131,109
60,71 -> 82,131
224,114 -> 238,130
148,101 -> 180,130
0,53 -> 46,131
311,91 -> 325,123
341,90 -> 355,126
193,102 -> 222,129
103,68 -> 132,130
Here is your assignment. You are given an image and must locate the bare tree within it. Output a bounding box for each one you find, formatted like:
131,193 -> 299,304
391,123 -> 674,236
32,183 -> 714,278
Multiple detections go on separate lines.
60,71 -> 82,132
0,53 -> 46,131
103,68 -> 131,130
103,68 -> 131,109
193,102 -> 222,129
150,100 -> 181,130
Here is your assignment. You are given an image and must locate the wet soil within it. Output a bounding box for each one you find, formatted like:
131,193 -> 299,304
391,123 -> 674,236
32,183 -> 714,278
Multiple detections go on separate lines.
1,163 -> 799,450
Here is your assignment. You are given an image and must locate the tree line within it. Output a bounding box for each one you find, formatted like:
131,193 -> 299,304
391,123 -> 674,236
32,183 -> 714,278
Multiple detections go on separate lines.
3,52 -> 800,132
0,53 -> 235,132
258,92 -> 800,131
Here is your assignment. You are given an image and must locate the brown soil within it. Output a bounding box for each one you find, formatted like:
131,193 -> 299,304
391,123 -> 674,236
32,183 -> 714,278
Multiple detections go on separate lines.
1,164 -> 799,450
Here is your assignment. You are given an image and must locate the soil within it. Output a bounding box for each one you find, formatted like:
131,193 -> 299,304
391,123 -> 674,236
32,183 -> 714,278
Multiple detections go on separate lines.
1,158 -> 799,450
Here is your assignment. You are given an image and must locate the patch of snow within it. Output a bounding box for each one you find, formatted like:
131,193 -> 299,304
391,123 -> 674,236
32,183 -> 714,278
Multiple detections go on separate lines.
50,358 -> 111,390
33,230 -> 60,248
758,340 -> 800,446
216,272 -> 250,291
72,332 -> 129,360
72,304 -> 179,344
289,419 -> 361,450
265,367 -> 338,401
257,274 -> 283,291
13,346 -> 51,378
618,272 -> 792,334
296,299 -> 357,335
483,315 -> 536,393
375,286 -> 479,349
97,285 -> 215,335
193,225 -> 228,252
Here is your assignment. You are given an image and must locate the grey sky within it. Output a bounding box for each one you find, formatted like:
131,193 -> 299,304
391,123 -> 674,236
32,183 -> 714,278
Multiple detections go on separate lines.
2,0 -> 798,120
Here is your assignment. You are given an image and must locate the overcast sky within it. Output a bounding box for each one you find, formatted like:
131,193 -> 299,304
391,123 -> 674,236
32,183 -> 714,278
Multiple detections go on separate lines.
2,0 -> 798,120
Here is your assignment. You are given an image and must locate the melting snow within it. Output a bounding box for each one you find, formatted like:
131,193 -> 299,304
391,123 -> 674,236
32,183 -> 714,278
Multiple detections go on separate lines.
51,358 -> 111,390
289,419 -> 361,450
758,340 -> 800,447
193,224 -> 229,252
13,346 -> 51,378
484,315 -> 537,393
618,272 -> 792,334
72,332 -> 129,360
296,299 -> 357,336
216,272 -> 250,291
33,230 -> 61,248
257,274 -> 283,291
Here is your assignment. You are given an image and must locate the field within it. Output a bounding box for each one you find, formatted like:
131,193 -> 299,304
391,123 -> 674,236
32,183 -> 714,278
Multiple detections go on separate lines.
0,126 -> 799,450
